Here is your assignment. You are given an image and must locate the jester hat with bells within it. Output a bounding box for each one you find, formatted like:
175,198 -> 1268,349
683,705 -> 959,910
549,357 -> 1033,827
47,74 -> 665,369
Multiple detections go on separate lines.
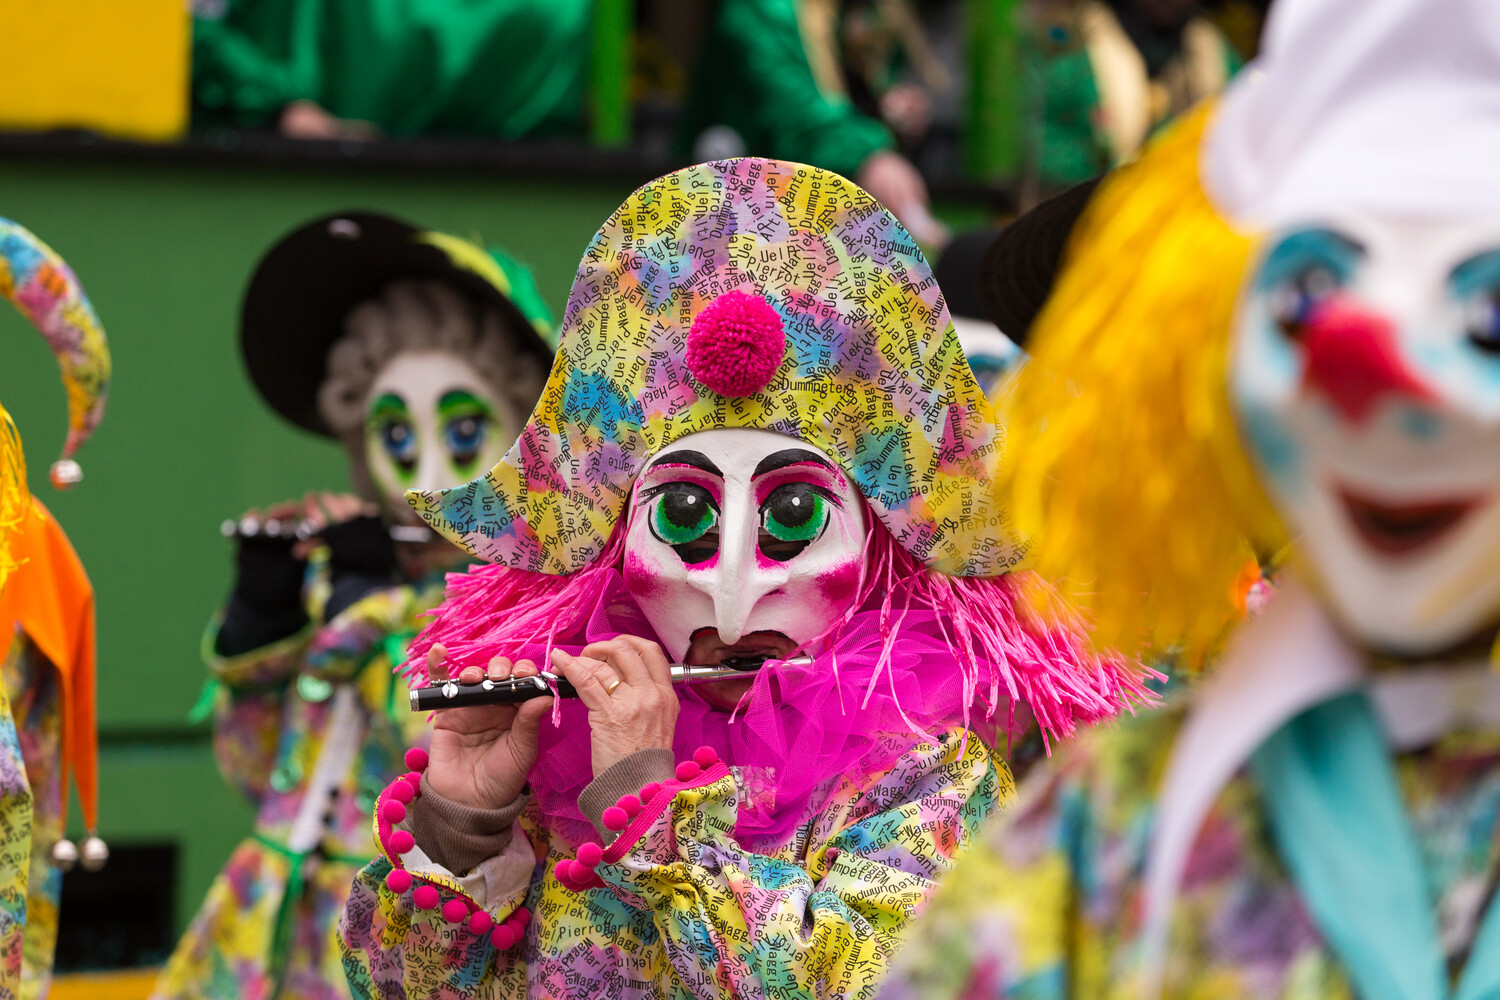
0,218 -> 111,869
406,160 -> 1149,846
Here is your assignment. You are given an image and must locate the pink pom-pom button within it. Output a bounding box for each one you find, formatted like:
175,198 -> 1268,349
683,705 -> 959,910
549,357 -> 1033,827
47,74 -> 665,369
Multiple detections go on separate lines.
675,761 -> 701,782
566,860 -> 593,884
639,782 -> 661,801
601,806 -> 628,831
385,869 -> 413,894
685,290 -> 786,397
404,772 -> 424,794
388,830 -> 415,855
389,779 -> 414,804
617,794 -> 642,818
380,800 -> 407,825
693,746 -> 719,768
468,910 -> 493,935
576,842 -> 603,868
552,859 -> 575,887
413,885 -> 440,910
404,747 -> 429,772
491,924 -> 517,950
442,899 -> 469,924
514,906 -> 532,928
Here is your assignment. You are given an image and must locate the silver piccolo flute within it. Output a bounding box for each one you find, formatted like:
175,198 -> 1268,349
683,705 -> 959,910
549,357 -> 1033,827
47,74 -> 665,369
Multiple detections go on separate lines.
409,656 -> 813,712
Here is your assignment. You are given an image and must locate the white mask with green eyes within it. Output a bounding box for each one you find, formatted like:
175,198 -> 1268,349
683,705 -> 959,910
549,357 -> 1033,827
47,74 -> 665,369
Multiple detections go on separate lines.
363,351 -> 510,524
621,427 -> 869,667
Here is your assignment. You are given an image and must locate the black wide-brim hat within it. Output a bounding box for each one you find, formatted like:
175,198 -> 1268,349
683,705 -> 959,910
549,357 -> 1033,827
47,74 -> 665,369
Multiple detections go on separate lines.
975,177 -> 1101,347
241,211 -> 554,437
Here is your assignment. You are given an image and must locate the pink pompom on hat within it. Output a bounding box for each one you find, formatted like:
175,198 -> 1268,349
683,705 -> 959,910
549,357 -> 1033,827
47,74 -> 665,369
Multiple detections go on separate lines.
684,291 -> 786,396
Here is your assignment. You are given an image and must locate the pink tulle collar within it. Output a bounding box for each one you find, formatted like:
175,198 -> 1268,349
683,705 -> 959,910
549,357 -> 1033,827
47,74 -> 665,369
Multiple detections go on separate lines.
412,570 -> 1150,850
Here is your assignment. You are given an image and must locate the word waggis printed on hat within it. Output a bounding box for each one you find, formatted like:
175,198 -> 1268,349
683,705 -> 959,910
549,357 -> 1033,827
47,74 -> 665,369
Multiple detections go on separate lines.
412,158 -> 1023,576
0,219 -> 111,487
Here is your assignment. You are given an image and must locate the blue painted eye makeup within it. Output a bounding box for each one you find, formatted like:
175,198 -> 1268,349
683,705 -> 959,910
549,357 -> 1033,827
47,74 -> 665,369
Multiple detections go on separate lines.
1256,228 -> 1366,341
1450,250 -> 1500,355
437,389 -> 496,472
368,393 -> 418,477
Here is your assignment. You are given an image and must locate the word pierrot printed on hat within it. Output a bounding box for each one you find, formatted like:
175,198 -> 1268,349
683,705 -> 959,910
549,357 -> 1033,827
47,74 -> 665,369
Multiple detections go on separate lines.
412,158 -> 1025,577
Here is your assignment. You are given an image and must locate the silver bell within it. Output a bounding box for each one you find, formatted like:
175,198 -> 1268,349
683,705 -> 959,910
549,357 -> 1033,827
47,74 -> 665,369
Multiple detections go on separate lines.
48,459 -> 82,490
51,838 -> 78,871
79,834 -> 109,872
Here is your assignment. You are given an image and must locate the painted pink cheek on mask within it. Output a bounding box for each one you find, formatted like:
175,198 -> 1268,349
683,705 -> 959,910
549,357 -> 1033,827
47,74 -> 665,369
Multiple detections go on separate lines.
623,550 -> 668,598
815,557 -> 863,605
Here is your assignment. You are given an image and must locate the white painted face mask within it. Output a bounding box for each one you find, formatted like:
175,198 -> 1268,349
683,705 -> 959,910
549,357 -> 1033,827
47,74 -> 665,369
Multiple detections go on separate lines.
621,427 -> 869,664
362,352 -> 510,524
1232,217 -> 1500,655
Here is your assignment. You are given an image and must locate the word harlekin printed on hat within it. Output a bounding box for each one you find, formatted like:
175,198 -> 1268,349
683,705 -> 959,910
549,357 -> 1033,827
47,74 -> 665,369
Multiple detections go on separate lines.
0,220 -> 111,489
411,157 -> 1024,576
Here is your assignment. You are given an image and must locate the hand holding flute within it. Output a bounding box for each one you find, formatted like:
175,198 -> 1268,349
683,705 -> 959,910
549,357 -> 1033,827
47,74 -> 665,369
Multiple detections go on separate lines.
422,646 -> 555,813
423,638 -> 685,812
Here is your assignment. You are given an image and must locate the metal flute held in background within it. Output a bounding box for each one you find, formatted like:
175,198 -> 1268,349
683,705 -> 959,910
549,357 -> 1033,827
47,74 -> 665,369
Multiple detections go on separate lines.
409,656 -> 813,712
220,516 -> 433,543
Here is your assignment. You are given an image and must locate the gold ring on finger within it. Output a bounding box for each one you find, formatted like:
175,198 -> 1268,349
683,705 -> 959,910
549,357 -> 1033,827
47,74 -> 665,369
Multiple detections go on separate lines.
604,676 -> 623,696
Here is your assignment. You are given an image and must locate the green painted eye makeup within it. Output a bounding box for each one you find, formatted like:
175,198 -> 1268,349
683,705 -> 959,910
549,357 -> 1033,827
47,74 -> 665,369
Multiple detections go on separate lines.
760,482 -> 831,544
368,393 -> 418,477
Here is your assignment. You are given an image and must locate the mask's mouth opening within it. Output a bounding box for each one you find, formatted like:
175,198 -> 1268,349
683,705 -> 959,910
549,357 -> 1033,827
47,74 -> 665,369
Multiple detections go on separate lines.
1338,486 -> 1483,557
685,629 -> 798,669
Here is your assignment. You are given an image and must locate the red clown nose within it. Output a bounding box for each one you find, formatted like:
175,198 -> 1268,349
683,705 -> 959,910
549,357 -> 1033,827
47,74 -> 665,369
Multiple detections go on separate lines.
1300,298 -> 1436,424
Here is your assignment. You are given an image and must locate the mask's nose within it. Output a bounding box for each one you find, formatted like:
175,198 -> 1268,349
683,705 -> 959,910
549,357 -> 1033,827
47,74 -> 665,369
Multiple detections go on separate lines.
688,513 -> 786,646
411,433 -> 451,496
1300,298 -> 1436,425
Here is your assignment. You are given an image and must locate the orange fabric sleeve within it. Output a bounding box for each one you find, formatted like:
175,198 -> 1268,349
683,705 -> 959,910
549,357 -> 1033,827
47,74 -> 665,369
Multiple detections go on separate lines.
0,499 -> 97,832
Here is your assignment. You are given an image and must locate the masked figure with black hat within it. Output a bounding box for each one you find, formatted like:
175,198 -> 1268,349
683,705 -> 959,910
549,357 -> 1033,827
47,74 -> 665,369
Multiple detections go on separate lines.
152,215 -> 553,1000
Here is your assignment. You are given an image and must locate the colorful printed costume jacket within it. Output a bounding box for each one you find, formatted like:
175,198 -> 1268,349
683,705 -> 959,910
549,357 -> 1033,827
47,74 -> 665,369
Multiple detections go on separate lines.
153,559 -> 442,1000
877,691 -> 1500,999
340,729 -> 1006,999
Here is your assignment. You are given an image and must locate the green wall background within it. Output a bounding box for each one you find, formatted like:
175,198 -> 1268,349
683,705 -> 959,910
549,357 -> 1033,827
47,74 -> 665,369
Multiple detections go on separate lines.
0,152 -> 990,948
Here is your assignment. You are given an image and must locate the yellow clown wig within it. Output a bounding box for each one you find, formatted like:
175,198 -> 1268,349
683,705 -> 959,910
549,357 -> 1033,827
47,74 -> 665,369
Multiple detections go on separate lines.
1001,105 -> 1285,668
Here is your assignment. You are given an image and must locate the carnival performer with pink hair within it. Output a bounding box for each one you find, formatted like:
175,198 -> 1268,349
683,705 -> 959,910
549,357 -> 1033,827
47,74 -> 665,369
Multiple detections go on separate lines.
338,157 -> 1149,1000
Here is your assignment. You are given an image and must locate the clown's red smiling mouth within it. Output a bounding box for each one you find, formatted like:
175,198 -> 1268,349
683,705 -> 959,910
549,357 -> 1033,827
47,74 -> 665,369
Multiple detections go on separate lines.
1338,488 -> 1483,556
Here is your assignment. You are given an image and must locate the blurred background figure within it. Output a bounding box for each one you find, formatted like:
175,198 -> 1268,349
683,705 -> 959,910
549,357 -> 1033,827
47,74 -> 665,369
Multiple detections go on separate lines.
0,218 -> 113,1000
151,215 -> 552,1000
189,0 -> 591,142
1019,0 -> 1243,187
681,0 -> 956,245
933,227 -> 1025,392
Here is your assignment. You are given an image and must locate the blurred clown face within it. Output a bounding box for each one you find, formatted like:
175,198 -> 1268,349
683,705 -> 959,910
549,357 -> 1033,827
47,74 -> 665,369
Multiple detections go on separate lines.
363,352 -> 509,524
621,428 -> 868,666
1232,218 -> 1500,655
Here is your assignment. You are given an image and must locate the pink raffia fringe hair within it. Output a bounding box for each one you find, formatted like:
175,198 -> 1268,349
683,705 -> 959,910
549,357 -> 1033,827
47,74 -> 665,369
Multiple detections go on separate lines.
403,500 -> 1151,751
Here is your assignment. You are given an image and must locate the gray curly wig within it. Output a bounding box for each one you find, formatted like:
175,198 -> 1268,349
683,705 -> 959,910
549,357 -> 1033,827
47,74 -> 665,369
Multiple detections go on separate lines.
317,279 -> 548,503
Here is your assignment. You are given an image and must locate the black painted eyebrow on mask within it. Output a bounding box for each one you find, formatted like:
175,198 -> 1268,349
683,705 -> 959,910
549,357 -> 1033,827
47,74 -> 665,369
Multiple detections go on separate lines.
754,449 -> 833,476
648,450 -> 723,476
